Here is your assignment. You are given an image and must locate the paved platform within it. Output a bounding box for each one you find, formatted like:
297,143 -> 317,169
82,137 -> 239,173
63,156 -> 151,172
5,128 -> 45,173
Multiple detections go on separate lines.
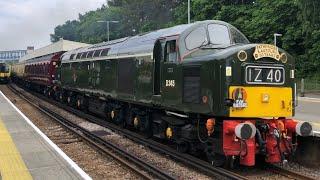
296,96 -> 320,136
0,91 -> 91,180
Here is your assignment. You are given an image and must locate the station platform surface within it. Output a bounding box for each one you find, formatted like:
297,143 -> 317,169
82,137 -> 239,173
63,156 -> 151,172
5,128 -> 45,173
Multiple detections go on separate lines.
0,91 -> 91,180
296,96 -> 320,137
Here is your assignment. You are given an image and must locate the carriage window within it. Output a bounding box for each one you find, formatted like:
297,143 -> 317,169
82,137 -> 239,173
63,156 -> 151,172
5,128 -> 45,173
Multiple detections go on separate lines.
165,40 -> 177,63
185,27 -> 207,50
208,24 -> 230,45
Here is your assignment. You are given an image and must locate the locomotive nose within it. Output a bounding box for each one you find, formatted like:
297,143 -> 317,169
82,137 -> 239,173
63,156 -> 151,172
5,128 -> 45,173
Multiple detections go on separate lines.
235,122 -> 256,140
296,121 -> 313,136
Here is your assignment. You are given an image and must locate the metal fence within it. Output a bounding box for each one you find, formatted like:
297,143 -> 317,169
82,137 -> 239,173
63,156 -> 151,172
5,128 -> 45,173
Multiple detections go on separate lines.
297,78 -> 320,96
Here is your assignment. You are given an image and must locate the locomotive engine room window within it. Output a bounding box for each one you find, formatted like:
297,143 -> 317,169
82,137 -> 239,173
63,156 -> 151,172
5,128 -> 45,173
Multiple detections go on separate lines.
208,24 -> 231,45
165,40 -> 177,63
185,27 -> 207,50
70,54 -> 75,60
93,50 -> 102,57
100,48 -> 109,57
76,53 -> 81,59
86,51 -> 94,58
80,52 -> 86,59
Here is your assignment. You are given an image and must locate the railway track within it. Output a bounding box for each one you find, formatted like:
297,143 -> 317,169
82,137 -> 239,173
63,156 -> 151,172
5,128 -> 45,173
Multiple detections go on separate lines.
9,84 -> 248,179
266,164 -> 316,180
8,85 -> 174,180
11,84 -> 317,180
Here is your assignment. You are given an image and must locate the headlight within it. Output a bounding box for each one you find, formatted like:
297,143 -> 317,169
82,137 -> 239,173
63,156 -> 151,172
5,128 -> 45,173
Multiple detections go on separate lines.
280,53 -> 287,63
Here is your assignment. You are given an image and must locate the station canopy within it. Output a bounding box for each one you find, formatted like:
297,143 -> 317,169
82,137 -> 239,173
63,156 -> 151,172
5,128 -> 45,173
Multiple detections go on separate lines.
19,39 -> 90,62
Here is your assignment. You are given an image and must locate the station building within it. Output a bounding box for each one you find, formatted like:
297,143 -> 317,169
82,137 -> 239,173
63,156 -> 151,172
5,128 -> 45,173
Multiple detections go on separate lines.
19,39 -> 89,62
0,47 -> 33,63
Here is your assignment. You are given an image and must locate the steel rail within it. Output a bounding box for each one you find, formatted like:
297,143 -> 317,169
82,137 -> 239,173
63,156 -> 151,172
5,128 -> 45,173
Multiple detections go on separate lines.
9,85 -> 175,180
10,84 -> 248,180
267,164 -> 316,180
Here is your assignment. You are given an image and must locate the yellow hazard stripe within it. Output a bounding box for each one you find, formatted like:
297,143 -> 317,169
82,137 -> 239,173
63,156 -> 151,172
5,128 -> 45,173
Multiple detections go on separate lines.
0,117 -> 32,180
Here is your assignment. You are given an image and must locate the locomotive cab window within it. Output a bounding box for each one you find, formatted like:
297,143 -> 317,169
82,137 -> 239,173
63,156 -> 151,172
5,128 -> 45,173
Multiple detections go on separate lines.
230,27 -> 249,44
208,24 -> 231,45
0,65 -> 9,73
165,40 -> 177,63
185,27 -> 207,50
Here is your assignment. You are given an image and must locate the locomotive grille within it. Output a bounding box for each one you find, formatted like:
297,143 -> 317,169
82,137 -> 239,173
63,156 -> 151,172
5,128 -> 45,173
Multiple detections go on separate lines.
183,67 -> 200,103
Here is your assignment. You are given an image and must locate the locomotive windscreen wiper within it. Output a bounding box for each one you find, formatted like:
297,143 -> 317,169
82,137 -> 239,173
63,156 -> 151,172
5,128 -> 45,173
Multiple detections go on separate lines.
199,43 -> 230,49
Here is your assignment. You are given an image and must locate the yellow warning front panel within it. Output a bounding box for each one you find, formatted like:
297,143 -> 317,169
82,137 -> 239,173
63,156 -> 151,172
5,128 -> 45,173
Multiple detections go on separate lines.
229,86 -> 293,118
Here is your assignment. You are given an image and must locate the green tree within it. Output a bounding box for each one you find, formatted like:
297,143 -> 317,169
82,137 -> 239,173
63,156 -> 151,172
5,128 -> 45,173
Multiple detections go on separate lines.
50,20 -> 80,42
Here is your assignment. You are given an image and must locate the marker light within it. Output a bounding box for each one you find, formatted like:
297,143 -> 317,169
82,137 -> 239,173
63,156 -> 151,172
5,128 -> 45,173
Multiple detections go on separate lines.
237,50 -> 247,62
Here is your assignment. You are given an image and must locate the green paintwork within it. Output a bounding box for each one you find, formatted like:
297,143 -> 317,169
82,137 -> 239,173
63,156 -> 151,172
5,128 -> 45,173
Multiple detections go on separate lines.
58,21 -> 295,118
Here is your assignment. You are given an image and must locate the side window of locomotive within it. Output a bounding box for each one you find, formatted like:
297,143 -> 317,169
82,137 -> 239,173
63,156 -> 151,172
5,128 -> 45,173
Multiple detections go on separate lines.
86,51 -> 94,59
230,27 -> 249,44
69,54 -> 75,60
165,40 -> 177,63
93,50 -> 102,58
100,48 -> 109,57
76,53 -> 81,59
208,24 -> 231,45
185,27 -> 207,50
80,52 -> 86,59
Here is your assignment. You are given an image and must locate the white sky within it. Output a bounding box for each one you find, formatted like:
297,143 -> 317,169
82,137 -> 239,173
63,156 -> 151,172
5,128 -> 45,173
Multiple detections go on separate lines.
0,0 -> 106,50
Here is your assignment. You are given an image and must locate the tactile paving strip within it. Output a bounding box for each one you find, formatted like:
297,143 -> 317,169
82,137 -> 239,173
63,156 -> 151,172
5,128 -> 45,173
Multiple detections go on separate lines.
0,117 -> 32,180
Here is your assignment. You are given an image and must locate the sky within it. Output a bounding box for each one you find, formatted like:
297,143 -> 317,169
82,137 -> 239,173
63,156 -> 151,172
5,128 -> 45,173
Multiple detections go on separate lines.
0,0 -> 106,51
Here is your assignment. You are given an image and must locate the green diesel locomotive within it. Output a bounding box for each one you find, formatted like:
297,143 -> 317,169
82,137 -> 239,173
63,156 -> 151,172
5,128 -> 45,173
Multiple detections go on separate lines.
54,20 -> 312,166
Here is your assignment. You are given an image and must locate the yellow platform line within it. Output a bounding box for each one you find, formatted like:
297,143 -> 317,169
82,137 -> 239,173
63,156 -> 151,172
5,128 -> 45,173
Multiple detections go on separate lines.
0,117 -> 32,180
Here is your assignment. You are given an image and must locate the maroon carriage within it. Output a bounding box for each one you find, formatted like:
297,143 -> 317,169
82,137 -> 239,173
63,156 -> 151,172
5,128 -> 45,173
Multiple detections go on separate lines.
24,52 -> 63,95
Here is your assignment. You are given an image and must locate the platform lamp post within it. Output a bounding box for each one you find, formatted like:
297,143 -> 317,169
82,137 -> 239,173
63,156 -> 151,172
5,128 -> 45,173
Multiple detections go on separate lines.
188,0 -> 191,24
274,33 -> 282,46
97,20 -> 119,42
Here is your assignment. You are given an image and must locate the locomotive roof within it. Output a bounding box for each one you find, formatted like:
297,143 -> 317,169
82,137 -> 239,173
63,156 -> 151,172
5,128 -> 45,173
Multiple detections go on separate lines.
62,20 -> 232,62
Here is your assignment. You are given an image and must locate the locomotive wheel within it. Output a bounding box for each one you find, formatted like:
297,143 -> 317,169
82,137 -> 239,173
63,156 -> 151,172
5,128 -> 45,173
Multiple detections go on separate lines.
59,92 -> 64,102
110,109 -> 126,127
67,96 -> 71,104
76,99 -> 81,109
224,156 -> 236,169
143,115 -> 152,138
176,141 -> 189,153
67,96 -> 75,106
76,96 -> 85,110
110,110 -> 117,120
133,116 -> 140,129
205,142 -> 226,167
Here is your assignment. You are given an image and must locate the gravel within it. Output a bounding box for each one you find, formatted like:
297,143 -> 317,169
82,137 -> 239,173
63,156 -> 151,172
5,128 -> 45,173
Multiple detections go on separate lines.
0,85 -> 141,180
4,84 -> 320,180
4,84 -> 213,179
